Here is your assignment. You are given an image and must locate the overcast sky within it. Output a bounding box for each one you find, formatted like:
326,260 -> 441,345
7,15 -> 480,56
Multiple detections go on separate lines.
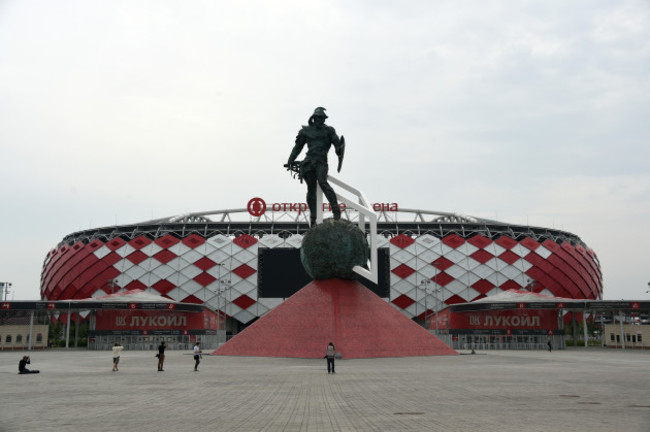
1,0 -> 648,301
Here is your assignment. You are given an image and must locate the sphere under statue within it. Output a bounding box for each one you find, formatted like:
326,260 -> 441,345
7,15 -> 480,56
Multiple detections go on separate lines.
300,219 -> 370,280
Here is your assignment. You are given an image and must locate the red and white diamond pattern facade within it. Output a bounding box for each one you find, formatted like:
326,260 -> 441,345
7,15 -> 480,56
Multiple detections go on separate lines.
41,230 -> 602,325
389,233 -> 602,320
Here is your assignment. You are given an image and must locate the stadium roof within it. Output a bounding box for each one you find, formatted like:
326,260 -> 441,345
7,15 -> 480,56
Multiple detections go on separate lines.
58,208 -> 588,250
449,290 -> 650,312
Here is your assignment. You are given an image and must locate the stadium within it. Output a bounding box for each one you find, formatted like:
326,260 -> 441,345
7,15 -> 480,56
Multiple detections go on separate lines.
40,203 -> 603,349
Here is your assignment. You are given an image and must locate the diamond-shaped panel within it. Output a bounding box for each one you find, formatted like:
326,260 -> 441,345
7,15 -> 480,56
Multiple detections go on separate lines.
391,264 -> 416,279
444,294 -> 466,305
153,249 -> 177,264
155,235 -> 180,249
233,234 -> 258,249
534,245 -> 552,259
179,264 -> 202,280
390,234 -> 415,249
181,294 -> 203,304
285,235 -> 303,249
113,258 -> 135,272
232,264 -> 256,280
444,264 -> 467,279
442,234 -> 465,249
495,236 -> 518,249
233,294 -> 256,310
114,244 -> 136,258
152,279 -> 176,296
138,258 -> 162,271
182,234 -> 206,249
415,234 -> 440,247
127,250 -> 148,265
167,256 -> 192,271
500,280 -> 523,291
180,249 -> 203,264
258,235 -> 284,249
392,294 -> 415,309
498,250 -> 520,265
140,243 -> 163,257
151,264 -> 175,280
231,308 -> 257,324
468,234 -> 492,249
93,245 -> 112,259
106,238 -> 127,251
194,257 -> 217,271
432,257 -> 454,271
129,236 -> 152,250
498,264 -> 523,280
470,249 -> 494,264
194,272 -> 217,287
472,279 -> 495,294
520,237 -> 540,251
432,272 -> 454,287
125,265 -> 147,280
168,242 -> 191,256
125,280 -> 147,291
391,248 -> 415,264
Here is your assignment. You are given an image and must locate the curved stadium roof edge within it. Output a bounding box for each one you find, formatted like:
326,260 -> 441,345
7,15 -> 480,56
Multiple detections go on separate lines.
57,208 -> 589,252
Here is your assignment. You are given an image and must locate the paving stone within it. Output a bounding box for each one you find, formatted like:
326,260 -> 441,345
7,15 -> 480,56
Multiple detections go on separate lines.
0,348 -> 648,431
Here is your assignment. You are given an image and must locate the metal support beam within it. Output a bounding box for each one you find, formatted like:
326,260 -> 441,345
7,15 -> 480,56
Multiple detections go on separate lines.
583,309 -> 588,348
65,304 -> 71,349
28,310 -> 34,351
619,310 -> 625,350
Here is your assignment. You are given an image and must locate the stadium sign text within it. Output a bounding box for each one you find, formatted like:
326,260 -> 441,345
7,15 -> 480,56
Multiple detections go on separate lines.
247,197 -> 398,217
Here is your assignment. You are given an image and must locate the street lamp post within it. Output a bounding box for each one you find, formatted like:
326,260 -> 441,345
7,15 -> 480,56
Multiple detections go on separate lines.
1,282 -> 12,301
420,279 -> 434,334
107,280 -> 118,295
215,263 -> 231,344
526,278 -> 536,293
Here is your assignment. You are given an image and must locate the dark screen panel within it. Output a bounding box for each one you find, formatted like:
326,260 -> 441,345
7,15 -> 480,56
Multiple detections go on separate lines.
258,248 -> 389,299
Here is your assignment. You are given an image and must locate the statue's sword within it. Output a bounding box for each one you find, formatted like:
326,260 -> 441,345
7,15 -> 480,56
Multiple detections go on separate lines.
337,136 -> 346,173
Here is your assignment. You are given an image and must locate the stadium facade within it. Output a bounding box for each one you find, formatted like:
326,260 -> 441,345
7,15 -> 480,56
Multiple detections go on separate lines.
41,204 -> 603,341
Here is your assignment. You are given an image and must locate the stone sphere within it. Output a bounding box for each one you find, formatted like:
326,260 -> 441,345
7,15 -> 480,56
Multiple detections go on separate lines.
300,219 -> 369,280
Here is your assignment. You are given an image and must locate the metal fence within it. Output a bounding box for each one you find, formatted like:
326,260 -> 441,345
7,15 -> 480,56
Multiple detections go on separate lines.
436,334 -> 566,351
88,334 -> 219,351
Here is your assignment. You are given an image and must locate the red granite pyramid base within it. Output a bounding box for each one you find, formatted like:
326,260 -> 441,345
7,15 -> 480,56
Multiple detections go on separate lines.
212,279 -> 457,358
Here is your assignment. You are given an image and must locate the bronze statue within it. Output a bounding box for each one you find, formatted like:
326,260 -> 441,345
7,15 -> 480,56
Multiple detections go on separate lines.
286,107 -> 345,226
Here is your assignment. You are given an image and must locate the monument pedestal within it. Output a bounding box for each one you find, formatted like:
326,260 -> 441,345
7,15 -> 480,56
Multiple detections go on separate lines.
212,279 -> 456,358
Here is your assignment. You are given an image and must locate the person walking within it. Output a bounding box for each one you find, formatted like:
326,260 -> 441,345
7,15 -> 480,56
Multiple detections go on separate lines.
547,340 -> 553,352
157,340 -> 166,371
193,342 -> 202,371
325,342 -> 336,374
112,342 -> 123,371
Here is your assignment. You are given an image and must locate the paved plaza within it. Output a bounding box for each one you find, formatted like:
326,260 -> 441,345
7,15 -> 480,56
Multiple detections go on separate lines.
1,348 -> 648,431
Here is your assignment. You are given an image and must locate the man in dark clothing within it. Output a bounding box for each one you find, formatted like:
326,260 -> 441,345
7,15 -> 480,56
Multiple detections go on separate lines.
325,342 -> 336,374
287,107 -> 345,227
18,356 -> 39,374
157,341 -> 166,371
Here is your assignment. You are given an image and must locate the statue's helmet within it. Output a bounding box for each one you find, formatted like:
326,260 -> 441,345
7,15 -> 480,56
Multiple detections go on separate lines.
312,107 -> 328,118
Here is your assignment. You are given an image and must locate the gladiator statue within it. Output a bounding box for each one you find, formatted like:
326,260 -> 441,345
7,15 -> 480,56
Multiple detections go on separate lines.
286,107 -> 345,227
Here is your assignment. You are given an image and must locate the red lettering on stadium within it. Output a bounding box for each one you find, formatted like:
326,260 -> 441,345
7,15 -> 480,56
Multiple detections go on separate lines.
248,198 -> 398,216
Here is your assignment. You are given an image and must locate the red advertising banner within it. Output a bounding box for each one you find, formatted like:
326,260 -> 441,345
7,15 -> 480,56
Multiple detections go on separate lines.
95,310 -> 211,331
449,309 -> 559,330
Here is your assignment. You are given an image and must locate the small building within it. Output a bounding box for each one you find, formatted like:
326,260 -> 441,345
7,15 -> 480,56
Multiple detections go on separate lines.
603,324 -> 649,349
0,316 -> 49,350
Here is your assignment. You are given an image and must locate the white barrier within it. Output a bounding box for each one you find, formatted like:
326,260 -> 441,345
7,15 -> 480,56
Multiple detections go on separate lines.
316,175 -> 378,284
